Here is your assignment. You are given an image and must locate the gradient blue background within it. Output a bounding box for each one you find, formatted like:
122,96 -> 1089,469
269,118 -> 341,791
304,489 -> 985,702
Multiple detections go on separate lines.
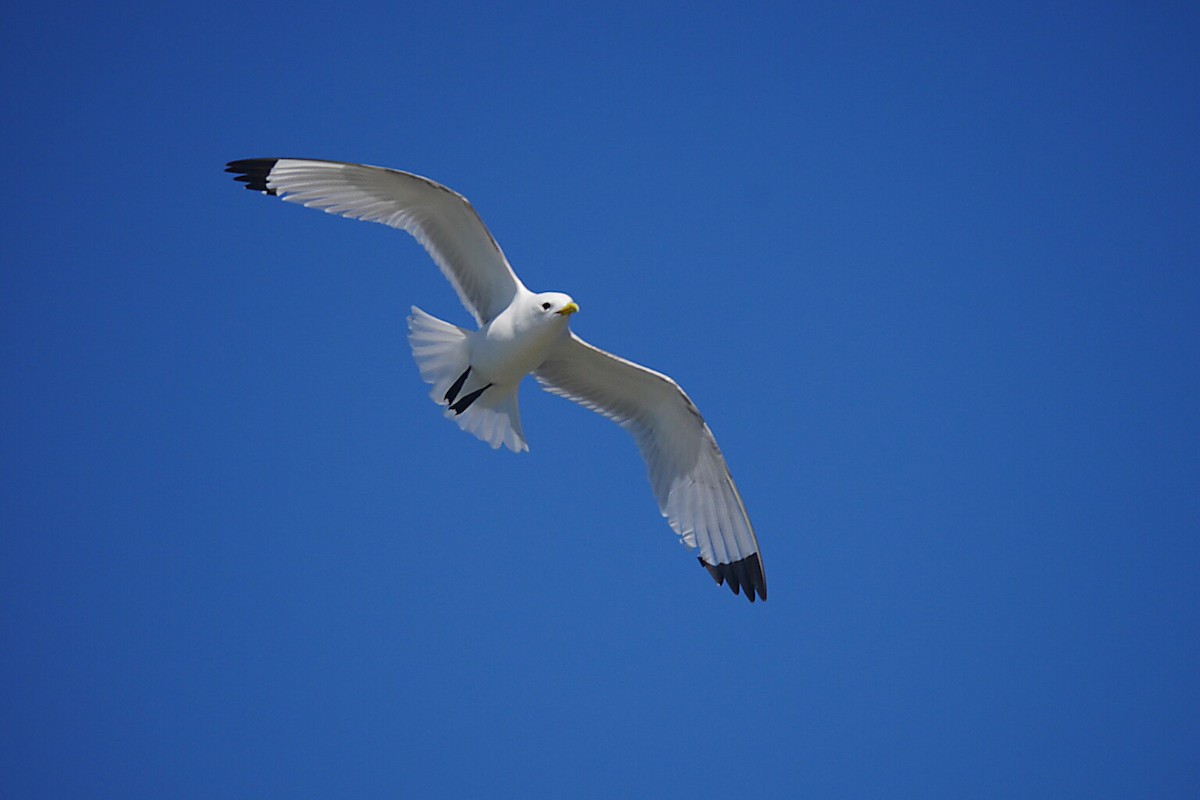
2,2 -> 1197,797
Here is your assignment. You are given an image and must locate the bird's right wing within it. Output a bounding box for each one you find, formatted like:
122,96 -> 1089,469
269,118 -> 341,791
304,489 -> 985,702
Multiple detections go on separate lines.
535,333 -> 766,601
226,159 -> 524,325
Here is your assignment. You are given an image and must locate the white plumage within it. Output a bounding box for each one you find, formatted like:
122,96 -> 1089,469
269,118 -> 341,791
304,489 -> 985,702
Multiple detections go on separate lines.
226,158 -> 766,601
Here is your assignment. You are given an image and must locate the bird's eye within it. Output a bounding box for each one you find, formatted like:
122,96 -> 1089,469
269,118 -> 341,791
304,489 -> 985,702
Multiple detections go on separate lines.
542,302 -> 552,310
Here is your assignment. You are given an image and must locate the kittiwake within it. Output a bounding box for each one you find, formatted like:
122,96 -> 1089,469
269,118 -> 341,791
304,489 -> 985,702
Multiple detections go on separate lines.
225,158 -> 767,602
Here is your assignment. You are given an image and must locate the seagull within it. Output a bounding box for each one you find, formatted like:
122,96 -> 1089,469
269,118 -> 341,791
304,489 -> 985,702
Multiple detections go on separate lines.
225,158 -> 766,602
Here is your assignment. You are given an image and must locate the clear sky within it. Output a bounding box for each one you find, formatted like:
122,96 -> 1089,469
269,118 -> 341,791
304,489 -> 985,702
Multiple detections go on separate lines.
2,2 -> 1197,797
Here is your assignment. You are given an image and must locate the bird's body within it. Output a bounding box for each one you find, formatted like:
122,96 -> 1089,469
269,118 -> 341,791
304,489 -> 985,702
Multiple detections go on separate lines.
226,158 -> 767,601
471,291 -> 578,387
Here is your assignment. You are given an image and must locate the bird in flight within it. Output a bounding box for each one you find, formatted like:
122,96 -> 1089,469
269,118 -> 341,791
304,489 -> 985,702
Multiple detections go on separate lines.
225,158 -> 766,601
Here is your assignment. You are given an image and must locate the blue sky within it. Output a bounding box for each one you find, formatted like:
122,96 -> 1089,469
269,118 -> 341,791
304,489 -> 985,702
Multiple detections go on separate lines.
2,1 -> 1198,797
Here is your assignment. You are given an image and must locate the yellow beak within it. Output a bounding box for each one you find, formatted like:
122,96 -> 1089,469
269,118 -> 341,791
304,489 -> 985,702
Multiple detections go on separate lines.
556,302 -> 580,316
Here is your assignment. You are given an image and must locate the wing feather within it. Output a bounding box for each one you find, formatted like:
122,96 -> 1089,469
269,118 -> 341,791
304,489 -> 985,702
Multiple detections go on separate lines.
225,158 -> 524,324
535,333 -> 766,601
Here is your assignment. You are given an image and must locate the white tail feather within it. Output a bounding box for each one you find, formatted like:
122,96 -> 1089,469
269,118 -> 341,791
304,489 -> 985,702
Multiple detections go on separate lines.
449,382 -> 527,452
406,307 -> 529,453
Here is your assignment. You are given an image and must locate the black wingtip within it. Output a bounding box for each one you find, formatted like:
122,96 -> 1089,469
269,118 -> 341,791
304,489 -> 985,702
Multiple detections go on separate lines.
225,158 -> 279,194
699,553 -> 767,603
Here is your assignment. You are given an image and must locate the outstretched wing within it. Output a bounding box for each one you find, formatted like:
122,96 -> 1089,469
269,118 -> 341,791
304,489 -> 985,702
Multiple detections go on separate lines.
534,333 -> 766,602
226,158 -> 524,325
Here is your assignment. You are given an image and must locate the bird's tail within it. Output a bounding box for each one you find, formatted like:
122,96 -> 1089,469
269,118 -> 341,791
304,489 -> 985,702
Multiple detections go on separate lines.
406,307 -> 528,453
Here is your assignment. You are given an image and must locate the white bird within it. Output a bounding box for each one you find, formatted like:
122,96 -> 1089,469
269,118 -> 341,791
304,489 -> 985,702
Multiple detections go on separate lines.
226,158 -> 766,601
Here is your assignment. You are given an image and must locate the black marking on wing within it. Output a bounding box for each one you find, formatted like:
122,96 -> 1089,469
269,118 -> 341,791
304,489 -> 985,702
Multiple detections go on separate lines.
444,367 -> 472,405
225,159 -> 280,195
699,553 -> 767,603
449,382 -> 493,415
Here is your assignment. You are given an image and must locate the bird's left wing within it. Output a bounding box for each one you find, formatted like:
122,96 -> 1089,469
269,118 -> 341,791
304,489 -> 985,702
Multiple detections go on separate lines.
534,333 -> 766,601
226,159 -> 524,325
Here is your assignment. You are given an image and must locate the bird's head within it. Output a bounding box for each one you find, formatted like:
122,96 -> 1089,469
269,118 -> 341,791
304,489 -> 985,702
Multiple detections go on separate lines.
534,292 -> 579,320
